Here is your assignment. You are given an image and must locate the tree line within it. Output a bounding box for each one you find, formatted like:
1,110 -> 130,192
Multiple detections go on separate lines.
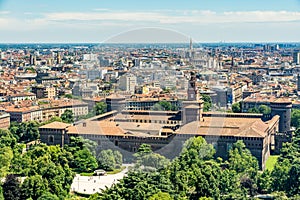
89,134 -> 300,200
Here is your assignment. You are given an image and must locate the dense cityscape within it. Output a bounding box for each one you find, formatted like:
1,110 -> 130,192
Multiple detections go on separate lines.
1,0 -> 300,199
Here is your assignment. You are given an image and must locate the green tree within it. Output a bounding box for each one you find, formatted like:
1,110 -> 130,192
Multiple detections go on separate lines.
0,129 -> 16,148
231,102 -> 241,113
21,175 -> 48,200
66,136 -> 97,156
158,101 -> 172,111
93,102 -> 107,115
73,148 -> 98,173
64,94 -> 73,99
201,94 -> 212,112
271,129 -> 300,196
247,107 -> 260,113
37,192 -> 59,200
228,140 -> 259,196
113,150 -> 123,169
94,171 -> 171,200
133,144 -> 169,171
9,121 -> 39,143
258,105 -> 271,115
168,137 -> 220,199
0,185 -> 4,200
257,170 -> 272,194
40,116 -> 63,126
286,158 -> 300,196
2,175 -> 23,200
61,109 -> 74,123
291,109 -> 300,128
24,121 -> 40,142
139,153 -> 170,170
149,192 -> 172,200
134,144 -> 152,159
0,147 -> 13,178
19,144 -> 74,199
97,149 -> 117,171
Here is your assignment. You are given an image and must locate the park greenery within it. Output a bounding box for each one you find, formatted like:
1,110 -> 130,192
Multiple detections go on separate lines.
89,133 -> 300,200
0,126 -> 124,200
97,149 -> 123,171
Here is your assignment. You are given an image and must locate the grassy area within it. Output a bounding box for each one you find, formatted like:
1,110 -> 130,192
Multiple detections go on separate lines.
106,166 -> 126,175
80,166 -> 126,176
80,172 -> 94,176
266,155 -> 279,171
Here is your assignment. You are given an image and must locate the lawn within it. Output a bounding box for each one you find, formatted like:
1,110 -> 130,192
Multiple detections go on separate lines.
106,166 -> 126,175
80,166 -> 126,176
265,155 -> 279,171
80,172 -> 94,176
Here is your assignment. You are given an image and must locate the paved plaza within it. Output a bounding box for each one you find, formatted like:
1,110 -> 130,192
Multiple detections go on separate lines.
71,165 -> 129,195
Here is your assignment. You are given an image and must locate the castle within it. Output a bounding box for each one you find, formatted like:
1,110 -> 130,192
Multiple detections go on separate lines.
40,72 -> 291,169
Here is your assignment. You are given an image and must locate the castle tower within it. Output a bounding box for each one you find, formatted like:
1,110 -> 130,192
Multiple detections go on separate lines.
187,71 -> 198,101
270,98 -> 292,133
106,93 -> 126,113
182,72 -> 203,124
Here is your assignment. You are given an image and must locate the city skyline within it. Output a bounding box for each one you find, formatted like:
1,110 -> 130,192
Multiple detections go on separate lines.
1,0 -> 300,43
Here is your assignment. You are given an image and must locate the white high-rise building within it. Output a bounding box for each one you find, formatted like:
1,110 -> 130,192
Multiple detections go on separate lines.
119,74 -> 137,93
293,52 -> 300,65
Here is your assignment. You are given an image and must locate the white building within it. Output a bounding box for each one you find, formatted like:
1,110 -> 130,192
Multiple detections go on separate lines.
293,52 -> 300,65
119,74 -> 137,94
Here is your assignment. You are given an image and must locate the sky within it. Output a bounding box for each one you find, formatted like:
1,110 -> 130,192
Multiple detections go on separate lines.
0,0 -> 300,43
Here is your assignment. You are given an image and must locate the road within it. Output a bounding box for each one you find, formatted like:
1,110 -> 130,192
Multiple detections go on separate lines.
70,164 -> 130,195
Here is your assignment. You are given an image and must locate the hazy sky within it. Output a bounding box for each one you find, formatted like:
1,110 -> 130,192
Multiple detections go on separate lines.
1,0 -> 300,43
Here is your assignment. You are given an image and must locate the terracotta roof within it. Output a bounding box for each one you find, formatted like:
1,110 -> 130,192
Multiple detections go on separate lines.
67,120 -> 125,136
39,121 -> 71,129
179,116 -> 275,138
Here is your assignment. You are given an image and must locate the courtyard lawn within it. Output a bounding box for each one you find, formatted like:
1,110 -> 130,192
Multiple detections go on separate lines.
266,155 -> 279,171
106,166 -> 126,175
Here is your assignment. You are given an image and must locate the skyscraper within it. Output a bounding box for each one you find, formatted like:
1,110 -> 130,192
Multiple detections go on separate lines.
293,52 -> 300,65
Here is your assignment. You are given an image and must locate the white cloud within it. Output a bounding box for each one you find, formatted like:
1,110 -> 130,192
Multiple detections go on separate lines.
41,10 -> 300,24
0,11 -> 10,15
93,8 -> 110,12
1,9 -> 300,40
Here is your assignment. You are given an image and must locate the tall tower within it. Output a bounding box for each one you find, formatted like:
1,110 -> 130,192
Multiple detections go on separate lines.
189,38 -> 193,59
187,72 -> 198,101
56,53 -> 61,64
182,72 -> 203,124
270,98 -> 292,133
271,98 -> 293,154
293,52 -> 300,65
29,54 -> 36,65
297,74 -> 300,92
